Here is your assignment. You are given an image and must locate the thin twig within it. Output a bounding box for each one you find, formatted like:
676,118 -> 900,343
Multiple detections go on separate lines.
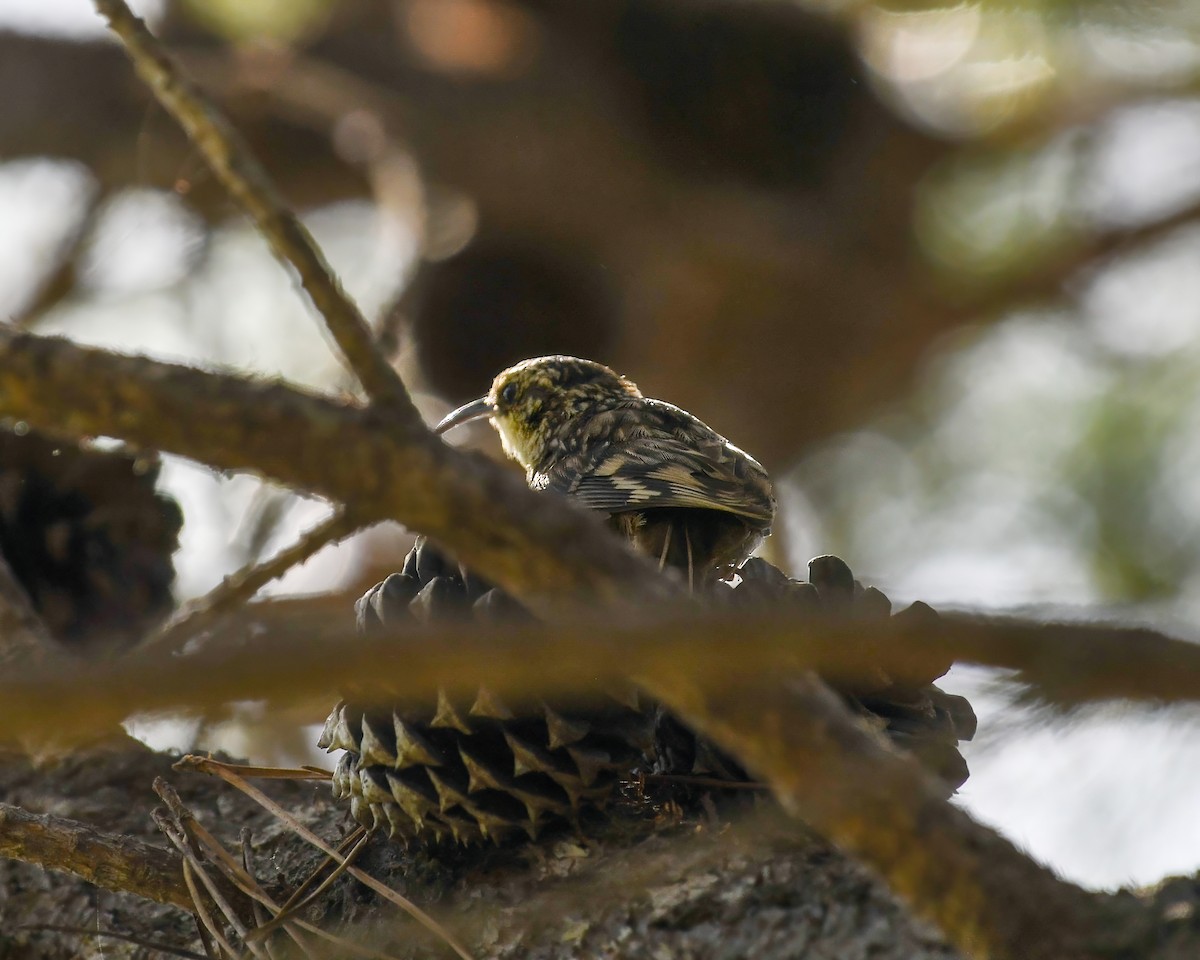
259,826 -> 366,927
175,759 -> 332,781
194,913 -> 220,960
178,755 -> 476,960
245,828 -> 372,942
239,830 -> 275,959
0,599 -> 1195,745
92,0 -> 417,417
0,801 -> 192,910
17,924 -> 208,960
167,818 -> 272,960
156,779 -> 404,960
141,507 -> 364,653
638,774 -> 770,792
179,855 -> 238,960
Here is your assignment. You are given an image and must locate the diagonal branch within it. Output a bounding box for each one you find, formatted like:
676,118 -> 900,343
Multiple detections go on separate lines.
141,507 -> 365,653
0,327 -> 674,617
647,673 -> 1125,960
962,191 -> 1200,318
0,597 -> 1195,744
92,0 -> 416,419
0,801 -> 192,911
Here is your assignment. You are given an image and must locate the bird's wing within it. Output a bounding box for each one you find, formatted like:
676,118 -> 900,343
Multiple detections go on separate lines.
535,404 -> 775,526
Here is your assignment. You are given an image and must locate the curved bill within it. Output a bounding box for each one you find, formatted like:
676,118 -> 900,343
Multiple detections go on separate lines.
433,397 -> 494,435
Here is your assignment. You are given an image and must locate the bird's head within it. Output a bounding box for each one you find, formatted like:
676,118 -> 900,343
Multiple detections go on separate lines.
434,356 -> 641,469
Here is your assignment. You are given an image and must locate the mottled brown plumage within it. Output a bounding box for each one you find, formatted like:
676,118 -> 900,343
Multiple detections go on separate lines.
435,356 -> 775,584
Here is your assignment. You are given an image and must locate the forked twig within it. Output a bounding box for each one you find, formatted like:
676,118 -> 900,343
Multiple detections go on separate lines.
157,778 -> 409,960
163,818 -> 272,960
92,0 -> 418,418
178,854 -> 238,960
155,780 -> 318,960
17,925 -> 208,960
167,757 -> 332,782
245,827 -> 373,942
177,755 -> 475,960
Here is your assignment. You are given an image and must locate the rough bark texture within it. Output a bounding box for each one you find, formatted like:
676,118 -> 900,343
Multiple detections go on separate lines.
4,4 -> 1200,956
0,743 -> 966,960
3,744 -> 1198,960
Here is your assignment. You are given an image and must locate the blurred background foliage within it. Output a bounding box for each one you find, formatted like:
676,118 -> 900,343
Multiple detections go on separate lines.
3,0 -> 1200,888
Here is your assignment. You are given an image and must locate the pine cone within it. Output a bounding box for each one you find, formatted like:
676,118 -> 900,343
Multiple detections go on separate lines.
323,544 -> 978,844
719,555 -> 976,793
0,427 -> 182,652
319,539 -> 655,845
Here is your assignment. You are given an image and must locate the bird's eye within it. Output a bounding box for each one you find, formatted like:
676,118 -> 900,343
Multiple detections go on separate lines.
500,383 -> 519,406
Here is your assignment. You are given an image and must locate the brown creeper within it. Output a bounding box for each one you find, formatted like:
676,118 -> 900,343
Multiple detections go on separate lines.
435,356 -> 775,585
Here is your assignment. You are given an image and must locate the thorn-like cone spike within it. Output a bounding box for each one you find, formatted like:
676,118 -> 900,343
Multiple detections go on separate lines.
550,779 -> 585,810
386,770 -> 436,829
458,744 -> 509,793
543,704 -> 590,750
459,800 -> 524,844
380,803 -> 416,840
317,702 -> 342,750
426,768 -> 472,813
393,714 -> 444,768
319,703 -> 361,753
502,729 -> 558,779
440,809 -> 484,846
358,766 -> 393,805
604,683 -> 640,711
331,753 -> 354,799
358,714 -> 398,766
470,687 -> 513,720
509,780 -> 572,820
348,794 -> 371,827
566,745 -> 613,787
430,688 -> 472,734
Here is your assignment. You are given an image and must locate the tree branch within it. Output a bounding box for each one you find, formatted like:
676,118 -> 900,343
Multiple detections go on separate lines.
646,673 -> 1136,960
0,327 -> 674,617
141,507 -> 365,653
3,602 -> 1155,959
0,337 -> 1178,960
962,192 -> 1200,318
0,802 -> 191,911
92,0 -> 416,418
0,598 -> 1193,745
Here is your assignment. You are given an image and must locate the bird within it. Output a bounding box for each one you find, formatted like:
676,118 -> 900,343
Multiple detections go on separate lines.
434,356 -> 775,588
